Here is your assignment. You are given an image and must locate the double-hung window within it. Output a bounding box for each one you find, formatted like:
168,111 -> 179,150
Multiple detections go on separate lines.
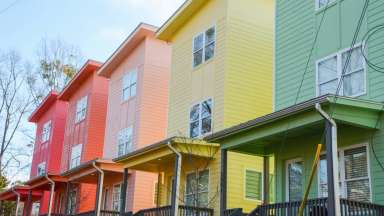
185,170 -> 209,207
318,145 -> 371,202
245,169 -> 262,200
75,96 -> 88,123
37,162 -> 46,176
122,70 -> 137,101
41,121 -> 51,143
112,184 -> 121,211
193,27 -> 215,67
315,0 -> 336,10
189,99 -> 213,138
317,45 -> 365,97
117,126 -> 133,157
70,144 -> 82,169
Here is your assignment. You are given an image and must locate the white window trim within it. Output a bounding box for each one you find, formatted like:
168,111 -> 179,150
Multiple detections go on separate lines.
75,96 -> 88,123
117,126 -> 133,157
41,120 -> 52,143
102,187 -> 110,210
192,25 -> 216,68
315,0 -> 337,11
317,143 -> 372,201
315,43 -> 366,98
112,182 -> 122,211
285,158 -> 304,202
121,69 -> 138,102
37,162 -> 46,176
243,168 -> 264,201
188,98 -> 214,138
70,144 -> 83,169
184,169 -> 210,206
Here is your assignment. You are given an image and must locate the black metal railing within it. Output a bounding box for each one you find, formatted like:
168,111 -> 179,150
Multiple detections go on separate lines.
248,198 -> 384,216
132,205 -> 214,216
41,210 -> 129,216
224,208 -> 246,216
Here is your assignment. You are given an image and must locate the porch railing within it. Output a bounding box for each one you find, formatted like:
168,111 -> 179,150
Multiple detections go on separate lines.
248,198 -> 384,216
132,205 -> 214,216
40,210 -> 129,216
224,208 -> 247,216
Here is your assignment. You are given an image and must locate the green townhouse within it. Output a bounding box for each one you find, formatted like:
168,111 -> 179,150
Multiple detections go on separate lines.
207,0 -> 384,215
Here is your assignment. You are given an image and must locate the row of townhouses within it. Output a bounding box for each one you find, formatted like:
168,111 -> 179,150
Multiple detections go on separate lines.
2,0 -> 384,215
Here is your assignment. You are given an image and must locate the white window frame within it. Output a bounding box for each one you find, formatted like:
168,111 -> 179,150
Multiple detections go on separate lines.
112,183 -> 122,211
188,98 -> 213,138
41,120 -> 51,143
285,158 -> 304,202
317,143 -> 372,201
70,144 -> 82,169
122,69 -> 137,102
184,169 -> 210,207
37,162 -> 46,176
192,26 -> 216,68
316,43 -> 366,97
117,126 -> 133,157
102,187 -> 109,210
243,168 -> 264,201
75,96 -> 88,123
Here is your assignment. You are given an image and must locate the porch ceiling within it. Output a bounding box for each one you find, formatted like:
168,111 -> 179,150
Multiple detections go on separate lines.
114,137 -> 219,173
25,174 -> 67,191
208,95 -> 384,155
0,186 -> 42,202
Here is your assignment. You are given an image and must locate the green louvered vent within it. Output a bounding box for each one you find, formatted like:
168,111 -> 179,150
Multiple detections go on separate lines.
245,169 -> 262,200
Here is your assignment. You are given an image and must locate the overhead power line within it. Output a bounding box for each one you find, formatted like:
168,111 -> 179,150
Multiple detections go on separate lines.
0,0 -> 23,16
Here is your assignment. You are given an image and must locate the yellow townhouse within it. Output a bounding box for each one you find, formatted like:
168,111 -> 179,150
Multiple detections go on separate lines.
115,0 -> 275,215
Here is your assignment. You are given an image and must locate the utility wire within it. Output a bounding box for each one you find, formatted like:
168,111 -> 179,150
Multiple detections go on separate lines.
0,0 -> 23,16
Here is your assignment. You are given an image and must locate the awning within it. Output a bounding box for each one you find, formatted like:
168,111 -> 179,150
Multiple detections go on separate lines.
0,185 -> 42,202
60,159 -> 124,184
114,137 -> 220,172
25,174 -> 68,191
206,95 -> 384,154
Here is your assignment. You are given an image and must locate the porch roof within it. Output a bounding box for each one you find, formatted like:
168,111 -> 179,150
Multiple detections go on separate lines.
24,174 -> 67,191
0,185 -> 42,202
113,137 -> 220,172
206,95 -> 384,154
60,159 -> 124,184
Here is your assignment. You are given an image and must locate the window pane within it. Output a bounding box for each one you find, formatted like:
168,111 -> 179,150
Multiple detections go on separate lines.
346,179 -> 370,202
318,0 -> 336,8
319,79 -> 338,95
344,147 -> 368,180
198,192 -> 209,207
245,170 -> 262,200
342,47 -> 364,74
198,170 -> 209,192
318,157 -> 328,197
193,34 -> 204,52
318,56 -> 337,83
186,173 -> 197,195
190,121 -> 199,138
193,50 -> 203,67
185,195 -> 194,206
130,71 -> 137,97
201,99 -> 212,118
205,43 -> 215,61
190,104 -> 200,121
343,70 -> 364,96
205,27 -> 215,45
288,161 -> 303,201
201,117 -> 212,135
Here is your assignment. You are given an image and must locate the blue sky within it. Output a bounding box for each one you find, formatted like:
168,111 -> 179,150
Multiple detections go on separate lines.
0,0 -> 184,182
0,0 -> 184,62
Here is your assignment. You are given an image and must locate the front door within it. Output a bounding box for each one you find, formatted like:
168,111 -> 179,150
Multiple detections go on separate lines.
286,159 -> 303,201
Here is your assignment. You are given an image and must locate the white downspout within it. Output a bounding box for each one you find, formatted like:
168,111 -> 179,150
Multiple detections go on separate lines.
92,161 -> 104,216
45,174 -> 55,216
11,186 -> 20,216
315,103 -> 341,216
167,141 -> 182,216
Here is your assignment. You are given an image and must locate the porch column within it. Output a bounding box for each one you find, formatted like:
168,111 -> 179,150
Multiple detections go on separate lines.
47,180 -> 55,216
24,189 -> 33,216
325,121 -> 340,216
64,182 -> 71,215
171,153 -> 181,216
263,156 -> 270,204
120,168 -> 128,215
220,149 -> 228,216
95,172 -> 104,216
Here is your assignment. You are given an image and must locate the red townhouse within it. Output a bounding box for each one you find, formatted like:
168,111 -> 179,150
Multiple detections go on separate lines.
0,91 -> 68,216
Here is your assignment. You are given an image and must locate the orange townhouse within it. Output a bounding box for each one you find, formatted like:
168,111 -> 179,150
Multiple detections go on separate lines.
51,59 -> 112,215
0,91 -> 68,216
96,23 -> 171,214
